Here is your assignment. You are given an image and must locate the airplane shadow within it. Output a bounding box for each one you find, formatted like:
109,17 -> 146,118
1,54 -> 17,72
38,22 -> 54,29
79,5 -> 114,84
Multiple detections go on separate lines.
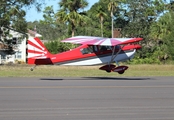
83,77 -> 152,80
40,77 -> 152,81
40,78 -> 63,81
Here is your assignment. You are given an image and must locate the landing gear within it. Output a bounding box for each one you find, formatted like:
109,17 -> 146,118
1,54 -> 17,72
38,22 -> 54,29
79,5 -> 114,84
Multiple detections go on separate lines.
106,70 -> 111,73
118,70 -> 125,74
99,64 -> 115,73
112,66 -> 128,74
99,45 -> 129,74
30,65 -> 36,71
99,64 -> 128,74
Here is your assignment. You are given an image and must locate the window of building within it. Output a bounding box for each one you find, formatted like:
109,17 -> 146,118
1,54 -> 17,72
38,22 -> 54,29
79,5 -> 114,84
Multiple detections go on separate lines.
15,51 -> 22,59
12,37 -> 17,44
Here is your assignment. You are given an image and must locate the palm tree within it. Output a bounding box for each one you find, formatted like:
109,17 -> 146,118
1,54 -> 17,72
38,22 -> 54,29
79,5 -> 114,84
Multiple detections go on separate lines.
96,5 -> 107,37
56,0 -> 88,37
108,0 -> 119,38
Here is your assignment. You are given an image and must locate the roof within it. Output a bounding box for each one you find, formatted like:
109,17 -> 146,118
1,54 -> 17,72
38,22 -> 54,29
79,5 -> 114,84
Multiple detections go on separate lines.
28,29 -> 42,37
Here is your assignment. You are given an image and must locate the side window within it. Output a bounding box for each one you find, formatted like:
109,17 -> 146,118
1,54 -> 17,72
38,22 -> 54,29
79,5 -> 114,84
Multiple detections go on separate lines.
115,45 -> 121,49
99,46 -> 111,52
80,46 -> 94,54
92,45 -> 98,52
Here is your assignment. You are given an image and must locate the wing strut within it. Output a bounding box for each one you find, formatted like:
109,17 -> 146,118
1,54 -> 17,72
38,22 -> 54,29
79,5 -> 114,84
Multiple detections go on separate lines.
109,45 -> 122,66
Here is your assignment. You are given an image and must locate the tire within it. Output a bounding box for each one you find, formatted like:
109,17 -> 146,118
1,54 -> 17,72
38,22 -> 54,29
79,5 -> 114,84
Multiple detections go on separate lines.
118,70 -> 124,74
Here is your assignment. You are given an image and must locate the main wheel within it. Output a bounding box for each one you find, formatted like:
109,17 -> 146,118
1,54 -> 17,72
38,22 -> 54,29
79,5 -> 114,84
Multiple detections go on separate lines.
106,70 -> 111,73
118,70 -> 124,74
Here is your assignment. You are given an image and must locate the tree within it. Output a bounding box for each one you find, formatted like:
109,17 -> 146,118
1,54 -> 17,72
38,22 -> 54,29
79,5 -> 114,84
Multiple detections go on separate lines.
84,3 -> 102,36
56,0 -> 89,37
0,0 -> 44,54
38,6 -> 67,40
44,40 -> 72,54
108,0 -> 119,38
160,0 -> 174,62
116,0 -> 167,64
0,0 -> 44,32
86,0 -> 126,37
121,0 -> 153,36
146,1 -> 172,63
96,5 -> 107,37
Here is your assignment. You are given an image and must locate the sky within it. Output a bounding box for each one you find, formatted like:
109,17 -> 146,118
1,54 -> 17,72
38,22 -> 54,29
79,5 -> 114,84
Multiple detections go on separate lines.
25,0 -> 99,22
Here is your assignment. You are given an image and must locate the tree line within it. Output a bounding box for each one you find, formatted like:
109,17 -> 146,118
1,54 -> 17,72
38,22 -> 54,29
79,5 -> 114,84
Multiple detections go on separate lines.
1,0 -> 174,64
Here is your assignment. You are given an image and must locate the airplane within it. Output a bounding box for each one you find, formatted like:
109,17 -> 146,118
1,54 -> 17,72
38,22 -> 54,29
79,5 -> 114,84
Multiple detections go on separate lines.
27,36 -> 143,74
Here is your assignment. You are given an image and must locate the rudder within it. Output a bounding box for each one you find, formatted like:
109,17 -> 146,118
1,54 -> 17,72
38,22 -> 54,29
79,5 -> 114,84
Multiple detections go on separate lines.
27,37 -> 52,65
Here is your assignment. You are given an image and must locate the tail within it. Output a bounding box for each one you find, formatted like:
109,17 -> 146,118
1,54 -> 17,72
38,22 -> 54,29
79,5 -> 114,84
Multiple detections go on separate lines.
27,37 -> 53,65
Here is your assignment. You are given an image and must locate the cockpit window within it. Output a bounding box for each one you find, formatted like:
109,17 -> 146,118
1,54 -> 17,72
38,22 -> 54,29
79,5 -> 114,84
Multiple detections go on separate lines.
81,46 -> 93,54
99,46 -> 112,51
81,45 -> 118,55
81,45 -> 100,55
93,45 -> 98,52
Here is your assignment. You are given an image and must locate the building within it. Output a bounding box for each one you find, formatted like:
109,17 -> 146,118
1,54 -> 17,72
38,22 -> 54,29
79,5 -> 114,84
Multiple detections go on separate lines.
0,27 -> 42,64
113,28 -> 122,38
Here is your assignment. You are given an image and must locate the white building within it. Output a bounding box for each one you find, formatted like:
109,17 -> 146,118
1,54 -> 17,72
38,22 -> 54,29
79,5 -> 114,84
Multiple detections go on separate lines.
0,28 -> 27,64
0,27 -> 42,64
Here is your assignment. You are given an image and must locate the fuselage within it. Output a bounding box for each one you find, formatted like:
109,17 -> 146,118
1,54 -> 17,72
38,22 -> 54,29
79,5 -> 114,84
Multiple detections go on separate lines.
41,44 -> 139,66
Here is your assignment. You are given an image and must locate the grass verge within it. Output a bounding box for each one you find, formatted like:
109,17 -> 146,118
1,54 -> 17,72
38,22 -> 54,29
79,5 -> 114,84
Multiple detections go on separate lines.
0,64 -> 174,77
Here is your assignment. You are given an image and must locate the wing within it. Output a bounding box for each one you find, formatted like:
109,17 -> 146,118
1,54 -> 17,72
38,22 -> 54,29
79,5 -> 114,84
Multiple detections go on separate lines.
61,36 -> 143,46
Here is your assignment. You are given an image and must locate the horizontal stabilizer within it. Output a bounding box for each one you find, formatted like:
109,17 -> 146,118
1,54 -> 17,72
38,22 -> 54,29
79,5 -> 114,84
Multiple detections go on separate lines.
28,58 -> 53,65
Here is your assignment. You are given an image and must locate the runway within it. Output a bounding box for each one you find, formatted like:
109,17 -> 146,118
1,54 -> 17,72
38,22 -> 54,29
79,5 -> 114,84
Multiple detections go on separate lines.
0,77 -> 174,120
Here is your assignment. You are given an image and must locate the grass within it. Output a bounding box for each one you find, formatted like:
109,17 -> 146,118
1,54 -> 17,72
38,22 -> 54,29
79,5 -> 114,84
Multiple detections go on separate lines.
0,64 -> 174,77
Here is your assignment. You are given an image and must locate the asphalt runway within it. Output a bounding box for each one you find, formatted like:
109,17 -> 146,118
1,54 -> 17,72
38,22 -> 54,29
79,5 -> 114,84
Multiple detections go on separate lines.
0,76 -> 174,120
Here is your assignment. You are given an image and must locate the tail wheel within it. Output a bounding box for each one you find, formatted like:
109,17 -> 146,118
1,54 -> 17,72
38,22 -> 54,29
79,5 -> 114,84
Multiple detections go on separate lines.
30,68 -> 34,71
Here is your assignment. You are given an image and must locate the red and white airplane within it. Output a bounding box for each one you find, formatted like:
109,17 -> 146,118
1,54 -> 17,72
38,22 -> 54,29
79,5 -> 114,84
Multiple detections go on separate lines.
27,36 -> 143,74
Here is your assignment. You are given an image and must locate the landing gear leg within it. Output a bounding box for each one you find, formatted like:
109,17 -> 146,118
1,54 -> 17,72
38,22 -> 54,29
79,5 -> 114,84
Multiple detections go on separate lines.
115,61 -> 119,67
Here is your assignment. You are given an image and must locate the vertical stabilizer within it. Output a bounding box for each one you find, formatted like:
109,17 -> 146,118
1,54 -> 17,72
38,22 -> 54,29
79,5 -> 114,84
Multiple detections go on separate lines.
27,37 -> 52,65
